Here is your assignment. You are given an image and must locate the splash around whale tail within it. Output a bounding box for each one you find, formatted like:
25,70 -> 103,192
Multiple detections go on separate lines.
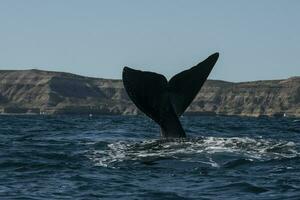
122,52 -> 219,138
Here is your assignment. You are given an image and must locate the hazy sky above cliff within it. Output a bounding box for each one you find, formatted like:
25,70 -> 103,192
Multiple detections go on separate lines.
0,0 -> 299,82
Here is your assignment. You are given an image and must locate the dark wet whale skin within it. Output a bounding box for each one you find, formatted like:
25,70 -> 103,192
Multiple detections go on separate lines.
122,53 -> 219,138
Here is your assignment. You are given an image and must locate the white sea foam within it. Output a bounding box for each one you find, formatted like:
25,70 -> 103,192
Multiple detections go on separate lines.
87,137 -> 299,168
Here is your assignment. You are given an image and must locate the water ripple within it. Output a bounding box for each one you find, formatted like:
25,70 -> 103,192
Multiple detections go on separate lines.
88,137 -> 299,168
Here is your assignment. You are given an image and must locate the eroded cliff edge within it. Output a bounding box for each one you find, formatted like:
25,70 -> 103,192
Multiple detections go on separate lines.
0,69 -> 299,117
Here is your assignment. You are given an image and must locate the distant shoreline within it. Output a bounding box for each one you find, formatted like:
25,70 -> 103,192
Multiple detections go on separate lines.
0,111 -> 297,119
0,69 -> 299,117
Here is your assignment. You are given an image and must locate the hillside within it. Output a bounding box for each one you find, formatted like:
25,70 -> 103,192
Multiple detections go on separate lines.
0,69 -> 299,117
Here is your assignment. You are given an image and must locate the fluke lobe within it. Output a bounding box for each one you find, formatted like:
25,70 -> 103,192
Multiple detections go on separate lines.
122,53 -> 219,138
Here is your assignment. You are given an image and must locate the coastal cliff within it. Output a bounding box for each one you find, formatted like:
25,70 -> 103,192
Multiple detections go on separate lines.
0,69 -> 299,117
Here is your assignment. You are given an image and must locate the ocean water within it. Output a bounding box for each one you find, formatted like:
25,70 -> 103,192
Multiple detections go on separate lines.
0,115 -> 299,200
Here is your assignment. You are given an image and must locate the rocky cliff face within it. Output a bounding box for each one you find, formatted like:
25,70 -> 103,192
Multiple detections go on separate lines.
187,78 -> 300,117
0,69 -> 299,117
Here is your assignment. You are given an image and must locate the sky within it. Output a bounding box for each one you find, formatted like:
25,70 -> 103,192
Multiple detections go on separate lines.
0,0 -> 299,82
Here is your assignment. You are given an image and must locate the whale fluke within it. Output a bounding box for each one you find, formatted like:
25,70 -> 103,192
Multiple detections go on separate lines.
122,53 -> 219,138
122,67 -> 186,138
168,53 -> 219,116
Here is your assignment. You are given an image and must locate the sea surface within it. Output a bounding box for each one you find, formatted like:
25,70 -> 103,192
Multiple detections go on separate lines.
0,115 -> 299,200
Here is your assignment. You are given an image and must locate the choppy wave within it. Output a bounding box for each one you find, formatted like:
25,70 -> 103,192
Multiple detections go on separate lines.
88,136 -> 299,168
1,115 -> 300,199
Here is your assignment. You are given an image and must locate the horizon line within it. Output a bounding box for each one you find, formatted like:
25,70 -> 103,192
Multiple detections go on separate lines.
0,68 -> 298,84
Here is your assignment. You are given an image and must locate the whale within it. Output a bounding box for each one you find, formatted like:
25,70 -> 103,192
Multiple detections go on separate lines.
122,52 -> 219,138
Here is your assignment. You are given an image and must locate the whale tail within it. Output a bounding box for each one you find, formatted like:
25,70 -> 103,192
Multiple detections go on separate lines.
122,53 -> 219,138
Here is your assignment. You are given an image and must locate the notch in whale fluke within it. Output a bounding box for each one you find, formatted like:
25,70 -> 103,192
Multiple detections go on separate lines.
122,52 -> 219,138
